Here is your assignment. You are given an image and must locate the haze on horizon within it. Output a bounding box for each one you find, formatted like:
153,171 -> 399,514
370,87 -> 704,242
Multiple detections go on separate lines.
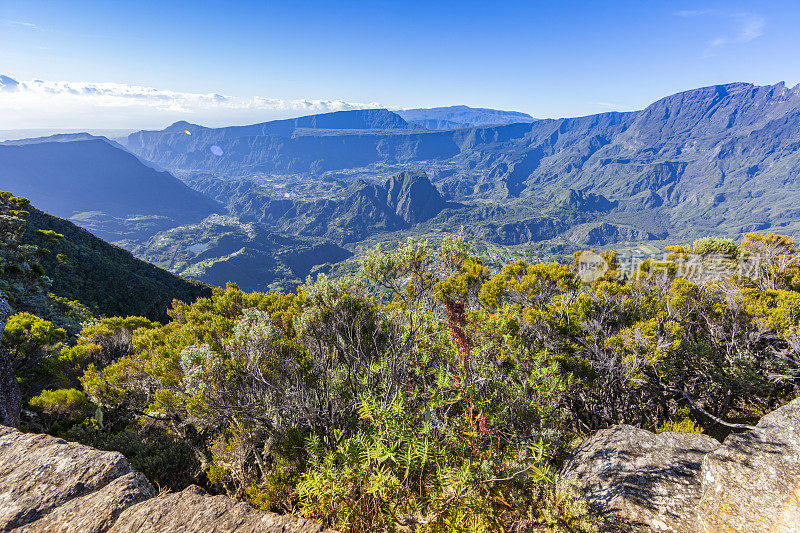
2,0 -> 800,130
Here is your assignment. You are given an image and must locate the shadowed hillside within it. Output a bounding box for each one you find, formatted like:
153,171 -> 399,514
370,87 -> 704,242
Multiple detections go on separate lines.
0,138 -> 222,241
22,205 -> 212,322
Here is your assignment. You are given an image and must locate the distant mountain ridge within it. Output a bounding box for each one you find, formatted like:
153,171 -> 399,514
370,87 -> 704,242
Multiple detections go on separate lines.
396,105 -> 536,130
8,81 -> 800,291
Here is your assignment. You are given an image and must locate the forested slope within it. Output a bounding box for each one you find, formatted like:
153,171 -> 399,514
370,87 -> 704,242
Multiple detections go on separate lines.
22,206 -> 212,321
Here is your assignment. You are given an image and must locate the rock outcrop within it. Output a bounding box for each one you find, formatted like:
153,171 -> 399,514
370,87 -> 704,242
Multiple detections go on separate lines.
562,398 -> 800,532
0,425 -> 335,532
385,171 -> 446,225
19,472 -> 155,533
0,426 -> 144,530
560,425 -> 719,532
109,485 -> 331,533
697,397 -> 800,533
0,295 -> 21,427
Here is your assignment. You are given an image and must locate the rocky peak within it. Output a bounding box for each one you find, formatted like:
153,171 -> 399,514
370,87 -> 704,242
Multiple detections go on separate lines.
555,188 -> 615,212
384,171 -> 446,224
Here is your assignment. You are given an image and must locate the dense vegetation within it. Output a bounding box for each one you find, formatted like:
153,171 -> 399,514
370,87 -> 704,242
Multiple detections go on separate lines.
0,190 -> 210,325
6,185 -> 800,531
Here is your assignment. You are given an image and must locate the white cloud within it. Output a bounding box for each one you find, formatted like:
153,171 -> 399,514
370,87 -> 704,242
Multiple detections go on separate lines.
0,75 -> 384,129
0,18 -> 38,29
675,10 -> 765,56
593,102 -> 625,110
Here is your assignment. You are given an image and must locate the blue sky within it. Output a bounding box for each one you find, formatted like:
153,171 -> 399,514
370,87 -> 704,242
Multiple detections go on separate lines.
1,0 -> 799,128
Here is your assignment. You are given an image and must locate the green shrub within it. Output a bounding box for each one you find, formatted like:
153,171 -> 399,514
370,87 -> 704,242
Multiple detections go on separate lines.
3,312 -> 66,361
692,237 -> 739,258
656,417 -> 704,434
29,388 -> 95,419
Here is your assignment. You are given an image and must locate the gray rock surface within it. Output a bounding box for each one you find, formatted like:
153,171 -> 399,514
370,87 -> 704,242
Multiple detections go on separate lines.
0,426 -> 135,529
15,472 -> 155,533
0,425 -> 335,532
110,485 -> 333,533
385,171 -> 446,224
560,424 -> 720,532
697,397 -> 800,532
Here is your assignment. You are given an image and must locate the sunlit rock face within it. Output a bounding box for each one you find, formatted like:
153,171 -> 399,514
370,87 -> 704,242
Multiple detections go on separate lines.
697,397 -> 800,533
560,424 -> 718,532
0,426 -> 336,532
560,397 -> 800,532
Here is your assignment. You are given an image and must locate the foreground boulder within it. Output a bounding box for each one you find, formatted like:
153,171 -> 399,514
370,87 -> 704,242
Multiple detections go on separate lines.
0,426 -> 145,530
697,397 -> 800,532
560,425 -> 719,532
19,472 -> 155,533
110,485 -> 331,533
0,425 -> 334,532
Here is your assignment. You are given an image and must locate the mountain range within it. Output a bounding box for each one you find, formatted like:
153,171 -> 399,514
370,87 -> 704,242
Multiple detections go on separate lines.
120,82 -> 800,243
3,82 -> 800,290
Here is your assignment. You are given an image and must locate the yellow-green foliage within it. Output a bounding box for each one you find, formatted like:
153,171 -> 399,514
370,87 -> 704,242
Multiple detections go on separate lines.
40,343 -> 101,389
80,316 -> 158,340
3,312 -> 66,361
656,417 -> 704,434
29,388 -> 95,419
742,288 -> 800,334
692,237 -> 739,258
536,477 -> 598,533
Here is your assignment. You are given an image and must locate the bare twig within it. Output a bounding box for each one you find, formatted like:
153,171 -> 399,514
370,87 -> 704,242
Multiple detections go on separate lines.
666,387 -> 757,430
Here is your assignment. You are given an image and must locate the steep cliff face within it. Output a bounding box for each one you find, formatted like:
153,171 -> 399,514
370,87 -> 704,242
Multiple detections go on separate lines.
385,171 -> 446,224
0,426 -> 335,532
